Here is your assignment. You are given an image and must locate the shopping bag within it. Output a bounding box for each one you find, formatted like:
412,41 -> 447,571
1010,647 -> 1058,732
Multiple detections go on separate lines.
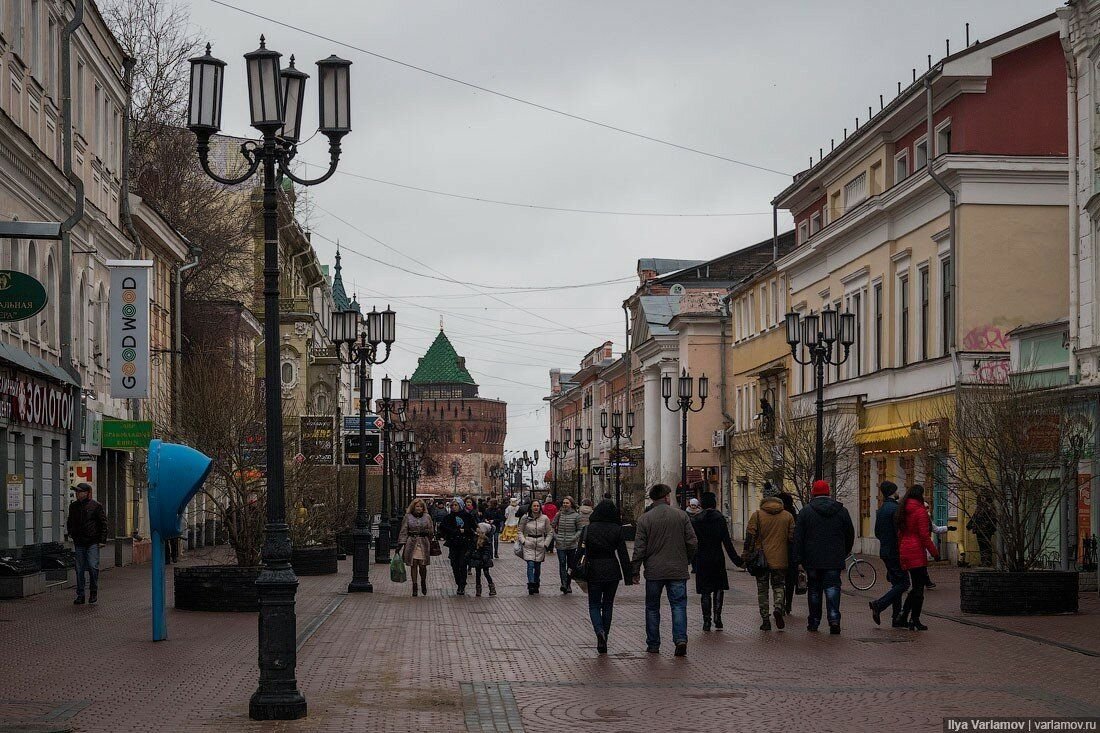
390,553 -> 407,583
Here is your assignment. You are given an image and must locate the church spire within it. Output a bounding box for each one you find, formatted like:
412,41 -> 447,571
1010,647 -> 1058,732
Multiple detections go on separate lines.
331,242 -> 354,312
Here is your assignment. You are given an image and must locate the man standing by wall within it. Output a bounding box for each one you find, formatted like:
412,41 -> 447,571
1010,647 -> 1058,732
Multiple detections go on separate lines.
66,483 -> 108,605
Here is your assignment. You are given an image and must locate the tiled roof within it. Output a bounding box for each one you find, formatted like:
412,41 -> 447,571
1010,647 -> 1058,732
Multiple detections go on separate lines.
639,295 -> 681,336
638,258 -> 706,276
410,329 -> 477,386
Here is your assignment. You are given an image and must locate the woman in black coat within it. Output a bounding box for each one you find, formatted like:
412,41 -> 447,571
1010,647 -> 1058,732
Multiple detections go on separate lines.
691,492 -> 742,631
438,499 -> 477,595
778,490 -> 799,614
581,499 -> 633,654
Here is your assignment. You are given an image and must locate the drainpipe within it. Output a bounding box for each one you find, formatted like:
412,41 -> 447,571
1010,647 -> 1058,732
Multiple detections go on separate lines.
622,302 -> 630,414
1059,12 -> 1080,385
772,204 -> 779,260
924,74 -> 956,357
60,1 -> 85,464
719,294 -> 734,516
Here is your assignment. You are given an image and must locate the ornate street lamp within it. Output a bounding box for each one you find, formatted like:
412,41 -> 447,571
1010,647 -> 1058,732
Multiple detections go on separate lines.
785,305 -> 856,480
188,36 -> 352,722
601,409 -> 635,509
544,439 -> 565,502
567,427 -> 592,501
662,369 -> 708,506
333,304 -> 395,595
520,449 -> 539,502
374,374 -> 408,563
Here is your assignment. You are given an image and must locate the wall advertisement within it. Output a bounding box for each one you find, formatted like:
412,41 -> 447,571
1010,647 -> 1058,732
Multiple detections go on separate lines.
108,260 -> 153,399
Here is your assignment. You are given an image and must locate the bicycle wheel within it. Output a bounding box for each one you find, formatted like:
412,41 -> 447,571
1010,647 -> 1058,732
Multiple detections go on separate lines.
847,559 -> 877,591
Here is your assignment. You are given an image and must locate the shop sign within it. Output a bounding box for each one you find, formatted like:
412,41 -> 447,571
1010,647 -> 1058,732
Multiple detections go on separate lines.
67,461 -> 97,496
343,414 -> 381,433
83,409 -> 102,456
0,374 -> 75,431
101,419 -> 154,448
343,433 -> 380,465
0,270 -> 48,322
108,261 -> 152,399
300,415 -> 335,464
5,474 -> 22,511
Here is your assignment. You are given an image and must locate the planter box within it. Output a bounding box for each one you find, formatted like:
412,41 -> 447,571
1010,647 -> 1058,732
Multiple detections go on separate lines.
291,545 -> 338,576
0,572 -> 46,599
174,565 -> 261,612
960,570 -> 1079,615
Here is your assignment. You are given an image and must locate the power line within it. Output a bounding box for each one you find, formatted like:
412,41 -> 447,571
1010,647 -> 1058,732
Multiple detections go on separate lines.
209,0 -> 792,177
302,162 -> 774,218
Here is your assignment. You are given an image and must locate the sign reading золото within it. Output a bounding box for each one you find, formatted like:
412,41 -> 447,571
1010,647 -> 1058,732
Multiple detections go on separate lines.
108,261 -> 153,399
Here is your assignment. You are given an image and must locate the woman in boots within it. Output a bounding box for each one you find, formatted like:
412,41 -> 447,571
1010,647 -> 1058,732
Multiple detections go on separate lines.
397,498 -> 434,597
583,499 -> 633,653
896,484 -> 939,630
691,492 -> 742,631
468,522 -> 497,596
518,500 -> 553,594
439,499 -> 476,595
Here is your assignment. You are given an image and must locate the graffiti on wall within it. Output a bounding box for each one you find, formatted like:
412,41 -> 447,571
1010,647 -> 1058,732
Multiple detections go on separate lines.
974,358 -> 1010,384
962,325 -> 1008,352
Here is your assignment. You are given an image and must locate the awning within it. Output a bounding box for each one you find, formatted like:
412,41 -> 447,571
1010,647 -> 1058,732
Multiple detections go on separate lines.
853,422 -> 914,446
0,343 -> 78,386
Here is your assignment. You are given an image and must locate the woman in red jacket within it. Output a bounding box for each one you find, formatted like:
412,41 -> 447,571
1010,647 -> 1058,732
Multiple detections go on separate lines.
895,485 -> 939,631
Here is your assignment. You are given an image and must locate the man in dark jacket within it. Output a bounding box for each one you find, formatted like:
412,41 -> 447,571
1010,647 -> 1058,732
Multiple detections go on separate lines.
868,481 -> 910,627
793,480 -> 855,634
66,483 -> 107,605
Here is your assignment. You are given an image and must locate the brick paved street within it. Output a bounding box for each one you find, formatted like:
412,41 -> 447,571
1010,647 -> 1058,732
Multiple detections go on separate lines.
1,550 -> 1098,733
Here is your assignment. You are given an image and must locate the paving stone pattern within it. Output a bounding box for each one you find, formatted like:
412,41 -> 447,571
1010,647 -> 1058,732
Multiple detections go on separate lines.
0,548 -> 1097,732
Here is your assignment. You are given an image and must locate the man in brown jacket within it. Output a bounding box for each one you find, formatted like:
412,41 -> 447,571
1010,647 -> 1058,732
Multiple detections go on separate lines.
631,483 -> 698,656
746,487 -> 795,631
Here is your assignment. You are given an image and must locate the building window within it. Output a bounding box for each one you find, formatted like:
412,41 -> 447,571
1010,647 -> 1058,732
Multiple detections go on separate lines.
93,83 -> 101,155
843,172 -> 868,211
13,0 -> 23,57
810,211 -> 822,235
894,149 -> 909,183
47,17 -> 56,97
915,136 -> 929,169
760,283 -> 768,326
772,278 -> 780,323
919,267 -> 929,361
873,282 -> 883,371
748,292 -> 756,335
75,61 -> 84,132
798,221 -> 809,244
30,1 -> 40,76
936,121 -> 951,156
942,258 -> 952,355
280,361 -> 295,386
851,291 -> 862,377
899,274 -> 910,367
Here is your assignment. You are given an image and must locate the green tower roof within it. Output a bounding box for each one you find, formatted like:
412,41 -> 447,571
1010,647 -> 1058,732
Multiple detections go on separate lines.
410,329 -> 476,386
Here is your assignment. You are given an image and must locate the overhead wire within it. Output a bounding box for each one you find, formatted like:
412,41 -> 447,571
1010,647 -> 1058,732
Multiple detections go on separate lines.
209,0 -> 792,177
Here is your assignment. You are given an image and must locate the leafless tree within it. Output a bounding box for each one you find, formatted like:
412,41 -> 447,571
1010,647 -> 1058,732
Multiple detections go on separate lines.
734,401 -> 857,506
919,383 -> 1090,573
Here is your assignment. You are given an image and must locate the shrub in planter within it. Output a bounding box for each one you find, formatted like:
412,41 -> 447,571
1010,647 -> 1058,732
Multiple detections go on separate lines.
960,570 -> 1078,615
174,565 -> 261,612
290,545 -> 338,576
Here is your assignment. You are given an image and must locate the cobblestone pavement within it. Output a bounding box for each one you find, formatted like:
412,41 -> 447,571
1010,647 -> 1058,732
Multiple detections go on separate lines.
0,549 -> 1097,733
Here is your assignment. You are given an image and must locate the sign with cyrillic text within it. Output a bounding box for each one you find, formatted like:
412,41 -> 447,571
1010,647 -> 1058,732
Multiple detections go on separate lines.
108,261 -> 152,399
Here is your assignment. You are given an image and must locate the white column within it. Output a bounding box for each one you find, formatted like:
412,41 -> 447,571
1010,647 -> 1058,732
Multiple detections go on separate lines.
643,367 -> 662,487
660,361 -> 681,488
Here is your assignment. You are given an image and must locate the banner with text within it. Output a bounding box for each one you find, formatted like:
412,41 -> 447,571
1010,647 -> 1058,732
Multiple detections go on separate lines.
108,261 -> 153,399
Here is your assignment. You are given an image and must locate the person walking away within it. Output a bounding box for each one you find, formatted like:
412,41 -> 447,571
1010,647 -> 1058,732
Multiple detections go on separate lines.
896,485 -> 940,630
692,491 -> 742,631
469,522 -> 497,596
552,496 -> 583,593
397,498 -> 435,597
66,483 -> 107,605
501,497 -> 521,543
485,498 -> 505,558
430,499 -> 449,528
967,496 -> 996,568
745,487 -> 794,631
793,480 -> 855,635
868,482 -> 910,626
583,499 -> 633,654
578,498 -> 594,530
439,499 -> 476,595
631,483 -> 698,657
518,500 -> 554,594
777,490 -> 800,614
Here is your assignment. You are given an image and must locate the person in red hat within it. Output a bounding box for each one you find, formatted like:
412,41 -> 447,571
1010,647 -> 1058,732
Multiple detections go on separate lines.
792,479 -> 855,634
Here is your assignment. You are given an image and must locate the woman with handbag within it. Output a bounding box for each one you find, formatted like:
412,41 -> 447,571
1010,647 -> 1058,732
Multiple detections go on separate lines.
396,498 -> 435,597
518,500 -> 554,594
745,487 -> 795,631
690,491 -> 742,632
580,499 -> 633,654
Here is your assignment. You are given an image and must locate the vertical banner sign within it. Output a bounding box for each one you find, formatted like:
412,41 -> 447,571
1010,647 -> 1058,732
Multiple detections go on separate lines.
68,461 -> 98,497
107,260 -> 153,399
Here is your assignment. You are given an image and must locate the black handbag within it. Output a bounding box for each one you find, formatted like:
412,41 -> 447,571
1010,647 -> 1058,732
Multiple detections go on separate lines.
569,527 -> 589,584
746,548 -> 769,578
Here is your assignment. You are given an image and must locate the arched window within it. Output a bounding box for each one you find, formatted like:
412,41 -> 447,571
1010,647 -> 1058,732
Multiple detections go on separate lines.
44,251 -> 56,349
75,273 -> 87,366
27,242 -> 38,340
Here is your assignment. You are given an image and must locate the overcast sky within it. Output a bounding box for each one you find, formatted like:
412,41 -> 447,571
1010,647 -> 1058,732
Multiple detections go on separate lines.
185,0 -> 1051,453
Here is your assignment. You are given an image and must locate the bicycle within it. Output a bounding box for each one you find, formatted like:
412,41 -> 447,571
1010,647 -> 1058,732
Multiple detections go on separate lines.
846,554 -> 877,590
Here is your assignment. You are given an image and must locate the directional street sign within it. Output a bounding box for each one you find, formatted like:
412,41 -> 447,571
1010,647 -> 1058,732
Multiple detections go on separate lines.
374,453 -> 385,466
374,417 -> 385,430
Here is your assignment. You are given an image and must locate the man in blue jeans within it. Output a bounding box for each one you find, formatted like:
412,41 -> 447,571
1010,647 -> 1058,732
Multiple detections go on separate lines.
868,481 -> 910,627
66,482 -> 108,605
631,483 -> 698,657
793,480 -> 855,634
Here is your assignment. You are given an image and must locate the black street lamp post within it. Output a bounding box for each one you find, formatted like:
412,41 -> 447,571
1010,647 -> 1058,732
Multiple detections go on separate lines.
662,369 -> 709,506
601,409 -> 634,508
784,306 -> 856,480
566,428 -> 591,500
188,37 -> 351,722
332,305 -> 395,595
519,450 -> 539,502
544,440 -> 565,502
374,376 -> 408,563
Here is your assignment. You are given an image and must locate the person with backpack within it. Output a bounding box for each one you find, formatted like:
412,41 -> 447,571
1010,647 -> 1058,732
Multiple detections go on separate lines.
745,486 -> 795,631
792,480 -> 855,635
